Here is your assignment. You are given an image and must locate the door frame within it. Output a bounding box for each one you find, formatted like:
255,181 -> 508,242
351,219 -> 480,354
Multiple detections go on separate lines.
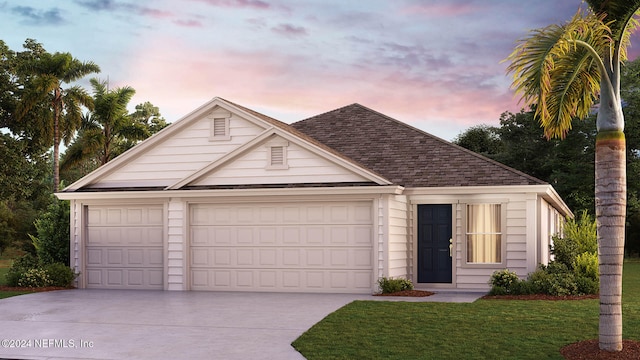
412,202 -> 456,288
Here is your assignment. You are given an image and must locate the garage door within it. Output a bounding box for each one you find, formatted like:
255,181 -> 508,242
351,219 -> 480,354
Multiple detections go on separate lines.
85,205 -> 164,289
189,201 -> 373,293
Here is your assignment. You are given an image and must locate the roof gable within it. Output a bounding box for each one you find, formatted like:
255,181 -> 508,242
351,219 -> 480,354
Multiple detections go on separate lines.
291,104 -> 546,188
63,98 -> 390,191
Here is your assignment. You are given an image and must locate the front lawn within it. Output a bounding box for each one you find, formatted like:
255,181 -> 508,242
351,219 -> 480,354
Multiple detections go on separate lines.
0,254 -> 31,299
292,260 -> 640,360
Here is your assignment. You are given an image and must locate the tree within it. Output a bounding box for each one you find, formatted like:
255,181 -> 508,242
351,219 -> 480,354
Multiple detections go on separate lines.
16,45 -> 99,191
506,2 -> 640,352
452,124 -> 502,156
60,80 -> 167,182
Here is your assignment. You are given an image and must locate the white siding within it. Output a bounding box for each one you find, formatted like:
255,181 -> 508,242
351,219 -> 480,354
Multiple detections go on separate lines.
93,113 -> 265,188
387,195 -> 410,278
167,199 -> 186,290
193,137 -> 369,186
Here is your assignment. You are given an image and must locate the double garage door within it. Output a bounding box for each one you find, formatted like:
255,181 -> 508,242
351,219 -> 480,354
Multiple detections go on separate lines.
189,201 -> 374,293
84,201 -> 374,293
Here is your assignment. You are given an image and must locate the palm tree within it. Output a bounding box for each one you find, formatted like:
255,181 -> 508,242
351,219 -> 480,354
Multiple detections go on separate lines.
17,51 -> 100,191
506,1 -> 640,352
61,78 -> 145,172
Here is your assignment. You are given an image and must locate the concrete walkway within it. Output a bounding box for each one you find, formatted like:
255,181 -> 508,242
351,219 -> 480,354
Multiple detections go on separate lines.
0,289 -> 483,360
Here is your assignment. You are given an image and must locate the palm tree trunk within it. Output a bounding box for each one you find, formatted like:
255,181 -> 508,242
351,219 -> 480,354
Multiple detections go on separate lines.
52,87 -> 61,192
596,130 -> 626,352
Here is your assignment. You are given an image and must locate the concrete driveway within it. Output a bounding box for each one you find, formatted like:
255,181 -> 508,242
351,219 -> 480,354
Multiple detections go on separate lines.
0,289 -> 372,360
0,289 -> 483,360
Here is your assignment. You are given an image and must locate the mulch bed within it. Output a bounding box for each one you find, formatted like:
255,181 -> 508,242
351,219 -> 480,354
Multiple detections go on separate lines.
561,339 -> 640,359
373,290 -> 435,297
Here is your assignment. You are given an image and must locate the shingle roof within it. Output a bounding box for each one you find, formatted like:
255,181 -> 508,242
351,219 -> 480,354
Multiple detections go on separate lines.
291,103 -> 546,187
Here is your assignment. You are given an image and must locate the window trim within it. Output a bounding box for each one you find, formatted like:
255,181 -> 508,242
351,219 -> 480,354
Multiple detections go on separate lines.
462,202 -> 507,268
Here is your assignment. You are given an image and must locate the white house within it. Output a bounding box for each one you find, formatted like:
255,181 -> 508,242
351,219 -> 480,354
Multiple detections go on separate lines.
56,97 -> 572,293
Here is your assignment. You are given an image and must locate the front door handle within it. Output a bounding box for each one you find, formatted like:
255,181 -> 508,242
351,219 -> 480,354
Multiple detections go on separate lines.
449,238 -> 453,257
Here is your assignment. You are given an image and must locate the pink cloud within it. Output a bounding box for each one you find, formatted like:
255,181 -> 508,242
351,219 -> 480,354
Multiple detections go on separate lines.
173,19 -> 203,27
400,3 -> 478,17
124,36 -> 518,140
191,0 -> 270,10
271,23 -> 307,37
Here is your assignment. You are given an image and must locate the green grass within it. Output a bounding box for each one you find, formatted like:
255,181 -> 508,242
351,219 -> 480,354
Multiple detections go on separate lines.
293,260 -> 640,360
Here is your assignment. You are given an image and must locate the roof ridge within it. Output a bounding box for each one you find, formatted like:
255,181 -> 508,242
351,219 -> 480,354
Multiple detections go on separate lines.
292,102 -> 548,186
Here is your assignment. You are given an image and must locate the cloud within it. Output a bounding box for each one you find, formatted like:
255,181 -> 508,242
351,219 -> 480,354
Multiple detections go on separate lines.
271,24 -> 307,38
75,0 -> 172,18
173,19 -> 204,28
191,0 -> 270,10
11,6 -> 65,25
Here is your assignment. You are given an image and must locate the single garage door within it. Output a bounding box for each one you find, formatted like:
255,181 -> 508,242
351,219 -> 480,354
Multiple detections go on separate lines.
189,201 -> 374,293
85,205 -> 164,289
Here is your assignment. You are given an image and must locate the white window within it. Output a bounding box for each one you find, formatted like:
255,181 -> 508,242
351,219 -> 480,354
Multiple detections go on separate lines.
466,204 -> 503,264
266,141 -> 289,169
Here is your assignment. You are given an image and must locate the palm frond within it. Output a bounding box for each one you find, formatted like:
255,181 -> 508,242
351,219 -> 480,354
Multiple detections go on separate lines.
506,10 -> 613,139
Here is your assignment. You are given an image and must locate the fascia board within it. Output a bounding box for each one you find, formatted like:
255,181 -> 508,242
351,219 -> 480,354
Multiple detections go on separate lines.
55,185 -> 405,201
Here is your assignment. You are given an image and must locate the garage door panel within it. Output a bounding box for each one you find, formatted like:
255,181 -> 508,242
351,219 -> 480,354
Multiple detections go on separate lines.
190,268 -> 373,292
190,247 -> 372,269
86,205 -> 164,290
189,201 -> 373,293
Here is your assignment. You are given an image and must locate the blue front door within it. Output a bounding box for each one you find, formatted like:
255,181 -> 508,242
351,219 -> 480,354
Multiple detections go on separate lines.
417,204 -> 453,283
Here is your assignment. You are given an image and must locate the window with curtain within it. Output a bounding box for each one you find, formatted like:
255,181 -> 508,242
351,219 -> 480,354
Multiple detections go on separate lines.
466,204 -> 502,263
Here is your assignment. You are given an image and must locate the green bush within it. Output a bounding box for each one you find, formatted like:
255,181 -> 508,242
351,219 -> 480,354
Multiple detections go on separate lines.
576,275 -> 599,295
5,253 -> 39,286
488,269 -> 521,295
17,268 -> 52,288
29,198 -> 70,266
551,211 -> 597,270
377,277 -> 414,294
574,252 -> 599,280
44,262 -> 76,287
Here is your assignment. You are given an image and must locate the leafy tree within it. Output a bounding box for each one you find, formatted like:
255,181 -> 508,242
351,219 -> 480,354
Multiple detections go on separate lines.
452,124 -> 502,156
0,133 -> 51,253
61,83 -> 168,183
505,2 -> 640,352
15,43 -> 99,191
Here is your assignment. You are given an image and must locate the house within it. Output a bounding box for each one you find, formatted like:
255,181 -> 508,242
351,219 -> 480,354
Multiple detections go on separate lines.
56,97 -> 572,293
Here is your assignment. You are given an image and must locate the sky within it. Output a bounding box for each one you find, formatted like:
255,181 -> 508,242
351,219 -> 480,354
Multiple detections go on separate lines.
1,0 -> 638,141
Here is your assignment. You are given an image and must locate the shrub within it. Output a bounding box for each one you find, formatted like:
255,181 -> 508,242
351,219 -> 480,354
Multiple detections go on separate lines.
5,253 -> 39,286
576,275 -> 599,295
574,252 -> 599,280
44,262 -> 76,287
488,269 -> 521,295
17,268 -> 52,288
551,211 -> 597,270
29,197 -> 70,266
377,277 -> 413,294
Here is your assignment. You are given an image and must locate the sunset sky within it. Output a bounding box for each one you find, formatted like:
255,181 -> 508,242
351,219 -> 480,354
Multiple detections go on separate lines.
2,0 -> 638,140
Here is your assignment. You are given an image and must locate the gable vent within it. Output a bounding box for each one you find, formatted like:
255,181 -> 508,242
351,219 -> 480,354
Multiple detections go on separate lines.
213,118 -> 227,137
270,146 -> 284,165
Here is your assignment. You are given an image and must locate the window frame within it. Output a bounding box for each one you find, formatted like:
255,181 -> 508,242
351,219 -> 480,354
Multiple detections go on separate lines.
462,202 -> 507,268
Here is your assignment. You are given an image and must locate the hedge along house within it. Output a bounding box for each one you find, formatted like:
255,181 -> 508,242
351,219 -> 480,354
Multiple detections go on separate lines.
56,97 -> 572,293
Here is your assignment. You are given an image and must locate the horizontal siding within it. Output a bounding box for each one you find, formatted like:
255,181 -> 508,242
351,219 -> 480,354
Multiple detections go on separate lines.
194,138 -> 368,186
387,195 -> 409,279
454,198 -> 531,289
95,113 -> 265,187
